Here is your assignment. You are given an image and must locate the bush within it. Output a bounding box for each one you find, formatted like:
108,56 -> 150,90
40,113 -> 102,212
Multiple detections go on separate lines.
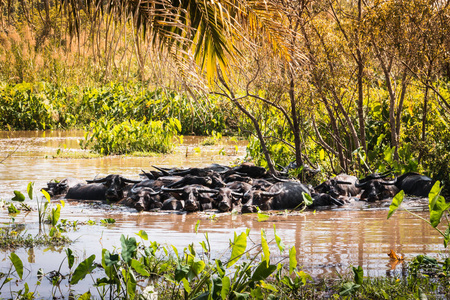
80,118 -> 181,155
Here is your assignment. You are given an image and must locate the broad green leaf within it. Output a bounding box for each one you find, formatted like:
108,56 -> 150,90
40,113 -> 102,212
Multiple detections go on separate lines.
429,195 -> 450,228
339,282 -> 360,296
182,277 -> 191,293
387,190 -> 404,219
227,232 -> 247,268
78,291 -> 91,300
215,259 -> 225,277
261,229 -> 270,266
260,281 -> 278,292
251,261 -> 277,281
302,192 -> 313,207
131,259 -> 150,277
60,199 -> 65,207
12,191 -> 25,202
51,204 -> 61,226
428,181 -> 443,210
41,189 -> 51,203
384,146 -> 395,164
136,230 -> 148,241
289,246 -> 297,274
273,225 -> 285,254
257,212 -> 269,222
66,248 -> 74,269
125,268 -> 137,300
121,235 -> 137,264
10,252 -> 23,279
70,254 -> 96,285
175,264 -> 189,282
297,270 -> 312,285
352,266 -> 363,285
27,182 -> 34,200
221,276 -> 231,299
195,220 -> 200,233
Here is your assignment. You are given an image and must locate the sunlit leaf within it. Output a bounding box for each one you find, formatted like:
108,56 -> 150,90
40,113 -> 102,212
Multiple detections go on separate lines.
273,224 -> 285,254
227,232 -> 247,268
302,192 -> 313,207
10,252 -> 23,279
195,220 -> 200,233
429,195 -> 450,228
387,190 -> 404,219
428,181 -> 443,210
27,182 -> 34,200
261,229 -> 270,266
136,230 -> 148,241
221,276 -> 230,299
41,189 -> 51,203
257,211 -> 269,222
121,235 -> 137,264
289,246 -> 297,274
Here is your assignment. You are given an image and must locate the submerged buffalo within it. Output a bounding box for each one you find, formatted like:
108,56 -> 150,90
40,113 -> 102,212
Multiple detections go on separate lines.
66,174 -> 140,201
314,174 -> 360,198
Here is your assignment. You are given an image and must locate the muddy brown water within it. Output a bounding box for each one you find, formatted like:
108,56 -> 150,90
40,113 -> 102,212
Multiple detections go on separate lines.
0,131 -> 448,298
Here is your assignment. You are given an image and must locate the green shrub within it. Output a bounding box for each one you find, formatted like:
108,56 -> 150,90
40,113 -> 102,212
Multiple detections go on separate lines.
80,117 -> 181,155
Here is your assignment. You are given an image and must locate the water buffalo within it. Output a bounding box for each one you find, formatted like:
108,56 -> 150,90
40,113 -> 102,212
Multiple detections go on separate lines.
66,174 -> 140,201
383,172 -> 435,197
44,177 -> 86,197
208,187 -> 243,212
162,185 -> 215,212
121,187 -> 162,211
242,181 -> 343,213
314,174 -> 360,198
356,178 -> 399,202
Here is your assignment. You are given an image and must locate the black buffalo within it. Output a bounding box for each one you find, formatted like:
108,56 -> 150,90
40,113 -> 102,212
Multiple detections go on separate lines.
44,177 -> 86,197
314,174 -> 360,198
384,172 -> 435,197
242,181 -> 343,213
66,174 -> 140,201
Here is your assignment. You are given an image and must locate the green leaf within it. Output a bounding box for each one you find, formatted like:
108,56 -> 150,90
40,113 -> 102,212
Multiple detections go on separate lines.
227,232 -> 248,268
77,291 -> 91,300
175,264 -> 189,282
429,195 -> 450,228
41,189 -> 51,202
352,266 -> 364,285
131,259 -> 150,277
27,182 -> 34,200
428,181 -> 443,210
121,235 -> 137,264
182,277 -> 191,293
10,252 -> 23,279
319,149 -> 325,160
251,261 -> 277,281
296,270 -> 312,285
387,190 -> 404,219
273,225 -> 285,254
260,281 -> 278,292
70,254 -> 96,285
444,226 -> 450,248
51,204 -> 61,226
257,212 -> 269,222
195,220 -> 200,233
66,248 -> 74,269
339,282 -> 360,296
135,230 -> 148,241
12,191 -> 25,202
125,268 -> 137,300
232,291 -> 250,300
289,246 -> 297,274
261,229 -> 270,266
221,276 -> 231,299
302,192 -> 313,207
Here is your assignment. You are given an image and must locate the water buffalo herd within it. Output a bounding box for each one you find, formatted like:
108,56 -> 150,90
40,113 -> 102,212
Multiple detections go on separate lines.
43,163 -> 436,213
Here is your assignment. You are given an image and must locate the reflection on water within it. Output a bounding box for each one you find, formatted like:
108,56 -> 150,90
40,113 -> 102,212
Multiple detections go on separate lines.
0,131 -> 447,298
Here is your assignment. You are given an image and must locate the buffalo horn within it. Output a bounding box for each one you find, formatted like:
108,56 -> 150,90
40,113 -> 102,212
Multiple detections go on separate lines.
86,177 -> 107,183
354,181 -> 368,188
261,190 -> 283,197
123,177 -> 141,184
198,189 -> 219,194
336,180 -> 353,185
161,186 -> 185,193
231,192 -> 243,198
152,165 -> 171,176
330,197 -> 345,206
380,178 -> 397,185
